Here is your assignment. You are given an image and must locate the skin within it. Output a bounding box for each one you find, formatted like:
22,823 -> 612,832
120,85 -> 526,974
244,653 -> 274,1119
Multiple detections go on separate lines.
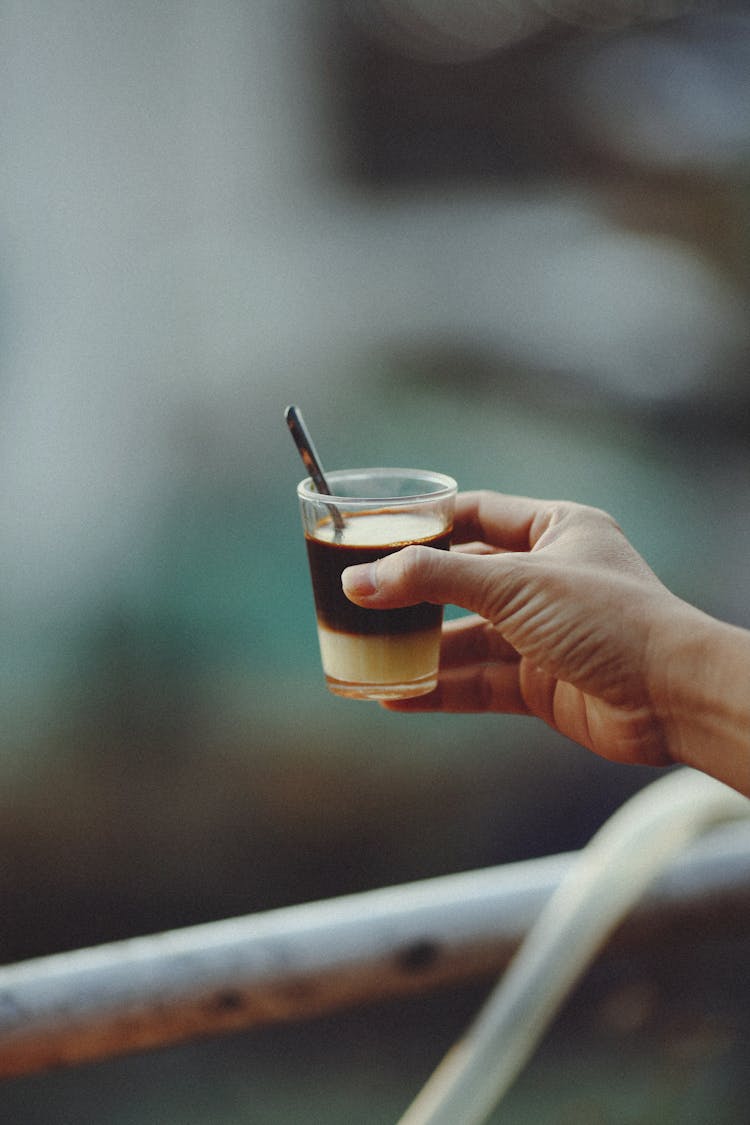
342,491 -> 750,797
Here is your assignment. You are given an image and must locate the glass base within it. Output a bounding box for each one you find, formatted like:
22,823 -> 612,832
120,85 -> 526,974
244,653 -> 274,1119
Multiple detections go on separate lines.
325,672 -> 438,702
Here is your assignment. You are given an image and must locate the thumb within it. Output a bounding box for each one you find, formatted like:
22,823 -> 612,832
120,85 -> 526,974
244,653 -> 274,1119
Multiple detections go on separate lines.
342,544 -> 511,619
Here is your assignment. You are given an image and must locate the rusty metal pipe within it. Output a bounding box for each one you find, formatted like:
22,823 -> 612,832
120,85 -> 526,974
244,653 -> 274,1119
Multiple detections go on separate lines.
1,819 -> 749,1079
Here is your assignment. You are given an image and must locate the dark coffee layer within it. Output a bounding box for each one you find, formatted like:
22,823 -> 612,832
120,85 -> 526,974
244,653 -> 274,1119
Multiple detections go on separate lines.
305,526 -> 451,637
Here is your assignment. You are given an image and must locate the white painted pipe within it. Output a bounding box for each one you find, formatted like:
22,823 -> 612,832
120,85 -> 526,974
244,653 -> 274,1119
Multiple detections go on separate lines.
0,803 -> 749,1078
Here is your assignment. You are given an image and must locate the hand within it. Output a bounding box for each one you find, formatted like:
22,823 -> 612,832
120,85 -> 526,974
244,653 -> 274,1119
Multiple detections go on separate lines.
342,491 -> 691,769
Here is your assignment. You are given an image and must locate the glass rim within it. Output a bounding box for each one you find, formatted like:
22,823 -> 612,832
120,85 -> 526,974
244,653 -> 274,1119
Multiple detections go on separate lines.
297,467 -> 457,505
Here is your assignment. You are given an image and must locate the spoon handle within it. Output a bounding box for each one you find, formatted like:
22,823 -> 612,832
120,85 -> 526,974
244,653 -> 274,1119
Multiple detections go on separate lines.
285,405 -> 345,532
285,405 -> 331,495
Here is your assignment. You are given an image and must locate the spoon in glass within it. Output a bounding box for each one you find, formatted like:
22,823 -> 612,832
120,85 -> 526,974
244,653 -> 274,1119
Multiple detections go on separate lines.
285,405 -> 345,534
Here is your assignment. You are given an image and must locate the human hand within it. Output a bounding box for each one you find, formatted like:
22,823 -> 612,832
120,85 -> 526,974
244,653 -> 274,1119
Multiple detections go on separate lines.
342,491 -> 687,769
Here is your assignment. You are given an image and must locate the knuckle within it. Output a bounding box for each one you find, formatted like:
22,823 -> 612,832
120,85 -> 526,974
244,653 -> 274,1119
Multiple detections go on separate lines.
570,501 -> 619,530
391,543 -> 433,588
369,544 -> 439,607
535,500 -> 621,549
476,555 -> 527,624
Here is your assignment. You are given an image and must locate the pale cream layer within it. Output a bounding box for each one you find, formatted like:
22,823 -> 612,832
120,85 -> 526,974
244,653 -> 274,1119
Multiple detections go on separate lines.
313,511 -> 447,547
317,624 -> 441,684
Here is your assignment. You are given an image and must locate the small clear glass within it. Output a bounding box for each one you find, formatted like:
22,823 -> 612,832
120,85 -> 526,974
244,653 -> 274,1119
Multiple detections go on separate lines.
297,468 -> 457,701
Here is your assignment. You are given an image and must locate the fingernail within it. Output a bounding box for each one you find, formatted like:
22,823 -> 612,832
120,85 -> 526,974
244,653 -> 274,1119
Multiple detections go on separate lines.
342,562 -> 377,599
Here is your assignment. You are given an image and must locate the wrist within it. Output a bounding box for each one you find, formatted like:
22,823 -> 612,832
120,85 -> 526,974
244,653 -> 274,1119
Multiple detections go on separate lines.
648,599 -> 750,795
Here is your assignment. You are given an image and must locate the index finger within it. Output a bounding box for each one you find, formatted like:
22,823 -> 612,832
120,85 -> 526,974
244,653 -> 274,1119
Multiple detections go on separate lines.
451,491 -> 553,551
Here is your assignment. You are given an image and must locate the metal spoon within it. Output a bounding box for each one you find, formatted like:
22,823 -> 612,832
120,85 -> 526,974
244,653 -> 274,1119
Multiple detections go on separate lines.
285,405 -> 345,534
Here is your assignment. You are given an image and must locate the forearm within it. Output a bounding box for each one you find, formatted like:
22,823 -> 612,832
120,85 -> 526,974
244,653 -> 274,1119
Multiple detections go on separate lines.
652,601 -> 750,797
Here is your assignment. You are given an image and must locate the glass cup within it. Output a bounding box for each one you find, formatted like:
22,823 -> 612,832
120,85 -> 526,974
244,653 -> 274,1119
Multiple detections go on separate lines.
297,468 -> 457,701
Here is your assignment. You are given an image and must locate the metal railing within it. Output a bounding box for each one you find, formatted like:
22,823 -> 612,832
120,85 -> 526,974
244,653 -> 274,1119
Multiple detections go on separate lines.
1,774 -> 749,1092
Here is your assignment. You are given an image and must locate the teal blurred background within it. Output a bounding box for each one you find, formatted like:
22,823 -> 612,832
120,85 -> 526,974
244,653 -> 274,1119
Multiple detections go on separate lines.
1,2 -> 750,1121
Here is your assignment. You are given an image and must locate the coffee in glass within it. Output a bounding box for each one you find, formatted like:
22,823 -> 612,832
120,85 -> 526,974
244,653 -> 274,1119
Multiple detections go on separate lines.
297,468 -> 457,701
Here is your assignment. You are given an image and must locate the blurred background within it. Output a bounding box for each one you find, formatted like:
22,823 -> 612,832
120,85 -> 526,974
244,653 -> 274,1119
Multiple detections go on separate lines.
1,0 -> 750,1121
